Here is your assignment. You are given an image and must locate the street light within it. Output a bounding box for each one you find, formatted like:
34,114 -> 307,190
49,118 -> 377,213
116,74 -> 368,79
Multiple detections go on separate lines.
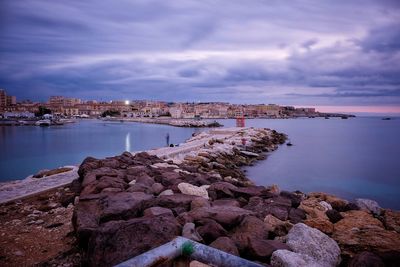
125,100 -> 130,105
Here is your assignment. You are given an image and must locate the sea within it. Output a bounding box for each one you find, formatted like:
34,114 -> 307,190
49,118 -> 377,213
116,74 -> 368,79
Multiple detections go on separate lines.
1,117 -> 399,209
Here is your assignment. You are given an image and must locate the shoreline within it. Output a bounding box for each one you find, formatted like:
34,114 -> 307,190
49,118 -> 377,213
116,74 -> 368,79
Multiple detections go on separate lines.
102,117 -> 223,127
0,113 -> 358,127
1,127 -> 399,266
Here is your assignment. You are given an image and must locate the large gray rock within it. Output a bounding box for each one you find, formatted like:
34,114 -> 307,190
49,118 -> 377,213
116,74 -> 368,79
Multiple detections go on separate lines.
355,198 -> 381,216
271,249 -> 319,267
178,182 -> 209,199
286,223 -> 341,267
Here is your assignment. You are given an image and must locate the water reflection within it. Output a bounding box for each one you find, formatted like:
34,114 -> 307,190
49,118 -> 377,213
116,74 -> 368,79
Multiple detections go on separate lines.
125,132 -> 131,152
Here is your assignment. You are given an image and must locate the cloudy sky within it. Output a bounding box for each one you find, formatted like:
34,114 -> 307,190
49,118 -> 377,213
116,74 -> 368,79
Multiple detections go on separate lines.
1,0 -> 399,113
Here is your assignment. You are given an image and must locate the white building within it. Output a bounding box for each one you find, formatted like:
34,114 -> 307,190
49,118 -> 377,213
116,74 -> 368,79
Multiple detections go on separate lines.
169,107 -> 182,118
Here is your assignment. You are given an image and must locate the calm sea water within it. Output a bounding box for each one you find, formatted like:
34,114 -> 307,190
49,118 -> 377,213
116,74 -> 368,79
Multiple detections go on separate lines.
219,117 -> 400,209
0,120 -> 197,181
1,117 -> 399,209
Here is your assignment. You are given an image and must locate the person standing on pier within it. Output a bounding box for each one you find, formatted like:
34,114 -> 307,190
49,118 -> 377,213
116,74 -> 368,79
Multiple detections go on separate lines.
166,133 -> 170,147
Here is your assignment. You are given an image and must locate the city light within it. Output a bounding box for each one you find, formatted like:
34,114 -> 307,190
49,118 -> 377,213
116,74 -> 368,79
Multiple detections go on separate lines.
125,100 -> 130,105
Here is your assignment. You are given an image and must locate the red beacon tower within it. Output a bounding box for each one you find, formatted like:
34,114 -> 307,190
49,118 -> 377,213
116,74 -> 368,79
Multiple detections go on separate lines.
236,116 -> 245,127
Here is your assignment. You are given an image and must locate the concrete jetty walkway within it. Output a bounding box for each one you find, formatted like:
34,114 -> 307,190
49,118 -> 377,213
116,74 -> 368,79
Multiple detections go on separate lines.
147,127 -> 261,161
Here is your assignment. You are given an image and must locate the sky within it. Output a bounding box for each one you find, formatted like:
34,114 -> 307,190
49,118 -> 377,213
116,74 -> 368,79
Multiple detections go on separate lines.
0,0 -> 400,114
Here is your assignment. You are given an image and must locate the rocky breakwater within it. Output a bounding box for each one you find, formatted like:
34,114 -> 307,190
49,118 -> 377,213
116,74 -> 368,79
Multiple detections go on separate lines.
72,127 -> 288,266
71,127 -> 400,267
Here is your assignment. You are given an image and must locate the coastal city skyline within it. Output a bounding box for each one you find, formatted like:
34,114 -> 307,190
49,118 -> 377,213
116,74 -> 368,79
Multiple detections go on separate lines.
1,88 -> 398,116
1,88 -> 323,119
1,1 -> 400,115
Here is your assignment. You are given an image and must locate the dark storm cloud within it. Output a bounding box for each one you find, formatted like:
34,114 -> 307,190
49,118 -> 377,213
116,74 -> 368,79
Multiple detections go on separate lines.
0,0 -> 399,107
360,23 -> 400,53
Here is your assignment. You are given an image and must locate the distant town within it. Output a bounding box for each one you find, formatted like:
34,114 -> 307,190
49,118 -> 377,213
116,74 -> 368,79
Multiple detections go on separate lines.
0,88 -> 353,120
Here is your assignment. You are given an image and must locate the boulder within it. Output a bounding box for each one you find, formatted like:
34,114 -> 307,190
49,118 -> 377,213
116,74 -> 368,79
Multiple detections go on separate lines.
308,192 -> 348,211
383,209 -> 400,233
288,208 -> 306,224
348,252 -> 384,267
196,219 -> 228,244
85,214 -> 181,267
126,183 -> 152,194
209,237 -> 239,256
73,198 -> 103,246
230,216 -> 269,253
135,173 -> 155,186
160,171 -> 182,186
151,182 -> 164,195
334,210 -> 383,230
264,197 -> 292,221
82,167 -> 124,188
286,223 -> 341,266
303,217 -> 334,235
271,249 -> 318,267
101,158 -> 120,169
319,201 -> 332,211
182,222 -> 203,242
247,239 -> 291,261
143,207 -> 173,217
244,196 -> 291,221
187,206 -> 254,227
212,199 -> 241,208
100,192 -> 153,222
299,197 -> 334,234
231,186 -> 265,199
332,210 -> 400,257
191,197 -> 211,210
355,198 -> 382,216
280,191 -> 303,208
159,189 -> 174,196
78,156 -> 101,178
343,202 -> 360,211
151,194 -> 198,211
126,165 -> 148,176
101,188 -> 123,194
299,197 -> 329,220
326,209 -> 343,224
178,182 -> 209,199
264,214 -> 293,237
95,176 -> 127,192
207,182 -> 238,199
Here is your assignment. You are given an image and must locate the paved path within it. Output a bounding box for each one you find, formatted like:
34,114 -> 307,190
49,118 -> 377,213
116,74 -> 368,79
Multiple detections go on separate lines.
0,166 -> 79,204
